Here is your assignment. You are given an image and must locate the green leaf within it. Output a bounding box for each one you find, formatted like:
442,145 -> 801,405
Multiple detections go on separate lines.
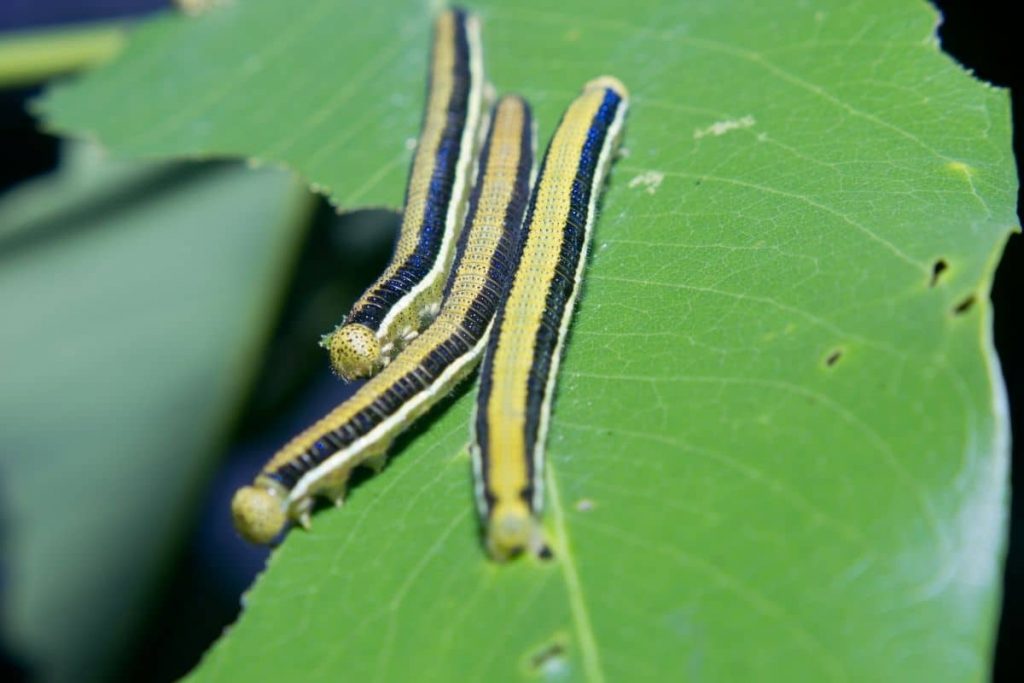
0,144 -> 311,681
39,0 -> 1018,680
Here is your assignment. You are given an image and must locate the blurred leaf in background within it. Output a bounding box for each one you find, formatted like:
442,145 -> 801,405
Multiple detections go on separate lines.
0,141 -> 313,681
0,0 -> 1019,681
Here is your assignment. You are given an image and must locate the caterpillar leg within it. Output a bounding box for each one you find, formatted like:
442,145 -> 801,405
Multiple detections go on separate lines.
419,301 -> 441,325
363,440 -> 394,474
316,464 -> 355,508
295,497 -> 314,530
321,480 -> 348,508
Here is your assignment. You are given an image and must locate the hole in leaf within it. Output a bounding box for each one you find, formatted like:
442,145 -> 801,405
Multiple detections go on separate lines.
930,258 -> 949,287
953,294 -> 976,315
527,638 -> 568,676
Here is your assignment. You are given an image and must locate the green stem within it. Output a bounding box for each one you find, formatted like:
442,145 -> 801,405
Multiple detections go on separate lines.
0,22 -> 126,88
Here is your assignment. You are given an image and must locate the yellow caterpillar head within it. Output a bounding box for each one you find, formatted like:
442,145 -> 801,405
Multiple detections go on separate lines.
231,485 -> 288,545
326,324 -> 381,380
584,75 -> 629,99
486,502 -> 540,562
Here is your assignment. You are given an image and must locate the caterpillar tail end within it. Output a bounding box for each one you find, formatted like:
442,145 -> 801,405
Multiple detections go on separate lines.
231,485 -> 288,545
486,504 -> 546,563
326,323 -> 382,381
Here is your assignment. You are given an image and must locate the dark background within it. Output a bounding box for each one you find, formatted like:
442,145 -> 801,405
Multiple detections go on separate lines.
0,1 -> 1020,681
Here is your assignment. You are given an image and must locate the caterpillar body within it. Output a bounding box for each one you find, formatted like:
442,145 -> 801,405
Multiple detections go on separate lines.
471,77 -> 629,561
323,7 -> 485,380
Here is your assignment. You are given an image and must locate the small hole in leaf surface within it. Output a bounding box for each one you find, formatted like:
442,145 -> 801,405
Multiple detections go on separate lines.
930,258 -> 949,287
528,639 -> 568,676
953,294 -> 976,315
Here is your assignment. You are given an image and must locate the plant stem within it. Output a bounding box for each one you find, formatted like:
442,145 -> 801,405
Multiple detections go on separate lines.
0,23 -> 125,88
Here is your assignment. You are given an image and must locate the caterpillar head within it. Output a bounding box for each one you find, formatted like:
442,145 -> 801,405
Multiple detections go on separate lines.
231,485 -> 287,545
327,324 -> 381,380
584,75 -> 629,100
486,502 -> 541,562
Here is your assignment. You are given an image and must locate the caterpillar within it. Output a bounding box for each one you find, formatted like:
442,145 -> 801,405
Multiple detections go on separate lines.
233,95 -> 535,544
322,7 -> 485,381
471,77 -> 629,561
174,0 -> 225,16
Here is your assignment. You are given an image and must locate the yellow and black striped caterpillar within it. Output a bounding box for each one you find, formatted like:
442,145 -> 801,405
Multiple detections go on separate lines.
321,8 -> 485,381
232,95 -> 535,544
472,77 -> 629,561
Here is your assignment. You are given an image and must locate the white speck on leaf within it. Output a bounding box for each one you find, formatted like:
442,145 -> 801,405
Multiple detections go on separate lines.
693,115 -> 756,139
628,171 -> 665,195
